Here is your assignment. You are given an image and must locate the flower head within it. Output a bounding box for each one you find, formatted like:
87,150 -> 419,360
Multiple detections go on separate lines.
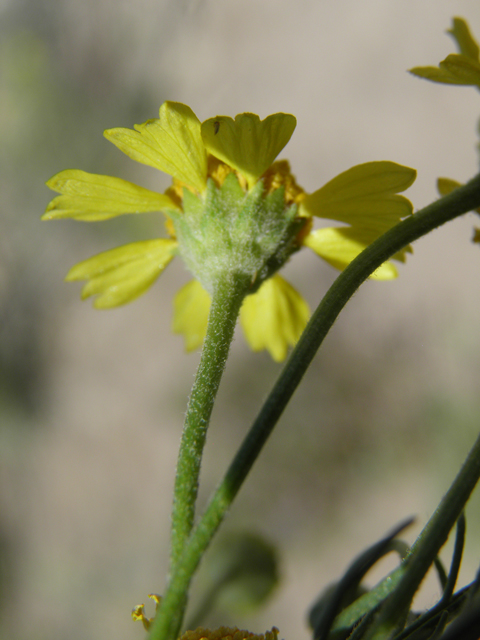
44,102 -> 415,361
132,598 -> 278,640
179,627 -> 279,640
410,17 -> 480,89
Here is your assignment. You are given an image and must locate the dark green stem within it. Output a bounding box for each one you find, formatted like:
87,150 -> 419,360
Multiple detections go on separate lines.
167,272 -> 249,633
149,173 -> 480,640
365,435 -> 480,640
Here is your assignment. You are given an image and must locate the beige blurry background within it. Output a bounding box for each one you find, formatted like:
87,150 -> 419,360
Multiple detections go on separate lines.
2,1 -> 480,639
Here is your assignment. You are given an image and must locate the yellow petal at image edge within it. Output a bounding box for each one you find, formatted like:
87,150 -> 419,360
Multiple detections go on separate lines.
202,112 -> 296,189
66,239 -> 178,308
104,102 -> 208,193
240,275 -> 310,362
304,227 -> 399,280
409,63 -> 468,85
300,161 -> 416,226
44,170 -> 178,221
411,54 -> 480,86
172,280 -> 211,351
448,18 -> 480,61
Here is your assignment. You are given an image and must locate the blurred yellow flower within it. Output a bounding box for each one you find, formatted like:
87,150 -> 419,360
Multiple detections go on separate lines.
410,17 -> 480,88
179,627 -> 279,640
410,18 -> 480,245
44,102 -> 415,361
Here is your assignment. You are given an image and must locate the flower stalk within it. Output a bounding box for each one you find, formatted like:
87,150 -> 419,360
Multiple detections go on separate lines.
168,270 -> 250,632
170,272 -> 250,568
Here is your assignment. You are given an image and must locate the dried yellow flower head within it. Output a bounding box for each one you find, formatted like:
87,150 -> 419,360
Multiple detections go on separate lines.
180,626 -> 279,640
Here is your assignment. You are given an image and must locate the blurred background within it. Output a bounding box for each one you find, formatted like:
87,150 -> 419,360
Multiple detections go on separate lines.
2,1 -> 480,639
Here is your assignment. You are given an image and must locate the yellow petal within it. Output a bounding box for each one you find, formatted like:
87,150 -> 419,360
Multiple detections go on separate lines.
437,177 -> 462,197
172,280 -> 211,351
411,54 -> 480,86
448,17 -> 480,62
104,102 -> 208,193
304,227 -> 399,280
300,161 -> 415,227
410,63 -> 466,84
66,239 -> 177,308
44,170 -> 177,221
201,112 -> 296,189
440,54 -> 480,86
131,604 -> 151,631
240,275 -> 309,362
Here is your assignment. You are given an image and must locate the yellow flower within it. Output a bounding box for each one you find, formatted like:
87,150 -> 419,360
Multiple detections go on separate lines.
410,17 -> 480,88
44,102 -> 416,361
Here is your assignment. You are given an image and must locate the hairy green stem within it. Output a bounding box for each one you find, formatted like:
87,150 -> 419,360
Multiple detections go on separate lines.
149,173 -> 480,640
167,271 -> 249,632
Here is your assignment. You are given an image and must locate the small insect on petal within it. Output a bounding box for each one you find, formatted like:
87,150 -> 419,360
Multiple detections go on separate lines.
213,121 -> 220,135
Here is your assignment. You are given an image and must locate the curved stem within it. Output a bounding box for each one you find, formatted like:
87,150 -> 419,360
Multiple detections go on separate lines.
149,173 -> 480,640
